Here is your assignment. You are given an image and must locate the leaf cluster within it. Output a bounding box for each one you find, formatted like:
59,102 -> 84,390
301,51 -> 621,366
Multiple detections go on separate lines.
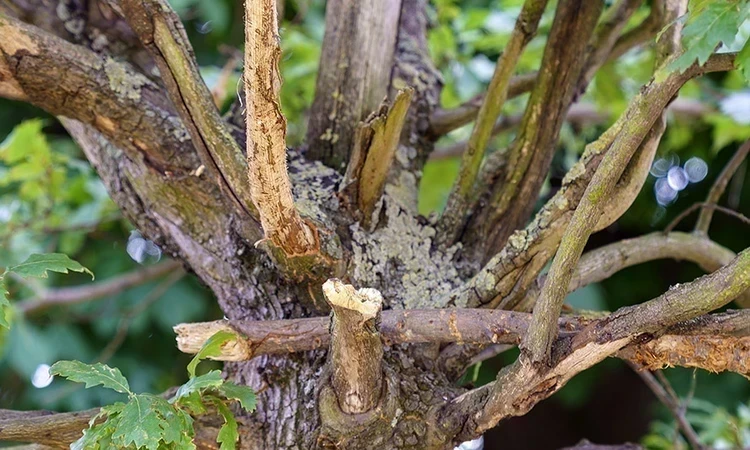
50,331 -> 256,450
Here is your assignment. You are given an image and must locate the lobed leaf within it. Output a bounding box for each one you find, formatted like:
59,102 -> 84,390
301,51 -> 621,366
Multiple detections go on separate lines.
9,253 -> 93,280
213,398 -> 239,450
220,382 -> 257,413
172,370 -> 224,402
187,330 -> 238,378
50,360 -> 131,395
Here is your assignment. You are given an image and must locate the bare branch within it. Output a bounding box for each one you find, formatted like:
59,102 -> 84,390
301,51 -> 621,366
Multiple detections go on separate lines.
19,260 -> 183,315
306,0 -> 402,169
445,54 -> 736,311
323,279 -> 384,414
438,0 -> 548,244
666,202 -> 750,234
119,0 -> 259,226
628,366 -> 705,450
511,231 -> 750,311
429,73 -> 537,136
461,0 -> 605,257
174,306 -> 750,377
695,139 -> 750,233
244,0 -> 321,258
447,246 -> 750,438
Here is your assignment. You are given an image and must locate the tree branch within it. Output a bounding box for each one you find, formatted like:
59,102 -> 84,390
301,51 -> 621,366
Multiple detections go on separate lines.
628,366 -> 705,450
118,0 -> 259,228
428,73 -> 537,137
695,139 -> 750,234
173,307 -> 750,378
438,0 -> 548,244
322,279 -> 384,414
0,405 -> 243,449
446,246 -> 750,439
18,260 -> 183,315
460,0 -> 605,258
342,89 -> 414,226
443,53 -> 736,311
243,0 -> 322,259
306,0 -> 402,169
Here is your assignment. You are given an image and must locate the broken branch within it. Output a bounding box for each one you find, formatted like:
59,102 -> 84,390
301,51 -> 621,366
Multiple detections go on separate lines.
323,279 -> 384,414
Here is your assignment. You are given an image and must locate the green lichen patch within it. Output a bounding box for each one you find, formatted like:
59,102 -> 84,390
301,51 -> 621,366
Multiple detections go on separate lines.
104,58 -> 148,101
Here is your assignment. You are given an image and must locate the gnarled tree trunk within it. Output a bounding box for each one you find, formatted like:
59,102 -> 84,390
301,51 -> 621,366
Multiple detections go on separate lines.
1,0 -> 749,449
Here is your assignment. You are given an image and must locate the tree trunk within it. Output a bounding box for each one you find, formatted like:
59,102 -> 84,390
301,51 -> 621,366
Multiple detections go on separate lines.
1,0 -> 748,449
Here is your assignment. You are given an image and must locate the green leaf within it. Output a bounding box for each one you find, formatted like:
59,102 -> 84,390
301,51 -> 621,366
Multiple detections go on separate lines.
213,398 -> 239,450
175,391 -> 208,415
220,382 -> 257,413
0,276 -> 10,329
111,394 -> 170,450
71,420 -> 115,450
187,330 -> 238,378
9,253 -> 94,280
737,35 -> 750,84
172,370 -> 224,402
49,360 -> 131,395
670,0 -> 750,73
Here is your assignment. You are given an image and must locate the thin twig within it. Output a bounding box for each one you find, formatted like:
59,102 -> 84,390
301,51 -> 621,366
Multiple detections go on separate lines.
664,202 -> 750,234
19,260 -> 183,315
631,366 -> 705,450
96,269 -> 185,363
695,139 -> 750,233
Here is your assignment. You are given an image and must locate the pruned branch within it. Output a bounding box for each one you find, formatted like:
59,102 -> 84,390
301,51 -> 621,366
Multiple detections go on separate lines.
173,306 -> 750,378
323,279 -> 384,414
119,0 -> 259,226
19,260 -> 183,315
438,0 -> 548,244
695,139 -> 750,234
243,0 -> 321,258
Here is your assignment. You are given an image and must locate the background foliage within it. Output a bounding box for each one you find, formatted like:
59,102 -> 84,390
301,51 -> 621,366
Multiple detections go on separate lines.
1,0 -> 749,448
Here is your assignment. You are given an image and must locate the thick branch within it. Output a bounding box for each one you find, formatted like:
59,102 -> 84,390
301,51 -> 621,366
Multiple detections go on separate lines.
438,0 -> 548,244
444,53 -> 736,311
695,139 -> 750,233
19,260 -> 183,315
174,307 -> 750,377
306,0 -> 402,169
118,0 -> 259,227
323,279 -> 384,414
244,0 -> 320,257
447,246 -> 750,439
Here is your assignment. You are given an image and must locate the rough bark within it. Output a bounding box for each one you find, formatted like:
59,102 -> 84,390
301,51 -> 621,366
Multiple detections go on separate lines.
1,1 -> 747,449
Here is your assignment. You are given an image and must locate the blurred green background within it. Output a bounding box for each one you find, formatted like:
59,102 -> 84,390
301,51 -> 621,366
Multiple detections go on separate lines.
1,1 -> 749,448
